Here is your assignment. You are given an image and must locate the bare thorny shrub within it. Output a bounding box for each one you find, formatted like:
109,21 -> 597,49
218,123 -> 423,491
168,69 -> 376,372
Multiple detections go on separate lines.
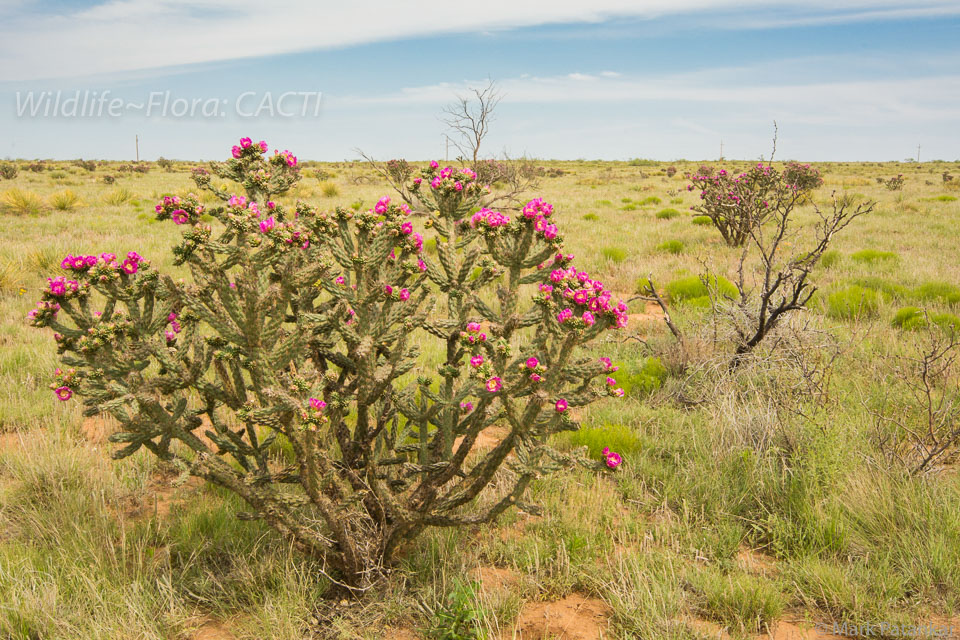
864,327 -> 960,475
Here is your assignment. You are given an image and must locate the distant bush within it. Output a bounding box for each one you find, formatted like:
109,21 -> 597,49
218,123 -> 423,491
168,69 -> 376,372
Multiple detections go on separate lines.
819,250 -> 841,269
73,159 -> 97,172
582,213 -> 599,221
692,215 -> 712,226
601,247 -> 627,263
118,163 -> 150,174
101,174 -> 116,184
657,239 -> 684,254
640,196 -> 662,206
621,203 -> 638,211
665,166 -> 677,178
656,208 -> 680,220
0,188 -> 46,215
319,181 -> 339,197
825,286 -> 879,319
850,249 -> 898,264
665,274 -> 738,304
0,162 -> 18,180
49,189 -> 81,211
884,174 -> 905,191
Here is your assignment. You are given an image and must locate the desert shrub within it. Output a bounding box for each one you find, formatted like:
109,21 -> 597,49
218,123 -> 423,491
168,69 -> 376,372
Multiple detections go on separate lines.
884,174 -> 905,190
665,274 -> 738,304
783,162 -> 823,192
691,215 -> 712,226
28,137 -> 628,589
943,172 -> 954,183
103,187 -> 133,206
687,163 -> 818,247
819,250 -> 841,269
582,213 -> 598,221
49,171 -> 67,179
655,208 -> 680,220
320,181 -> 339,197
101,174 -> 116,185
825,286 -> 879,319
657,240 -> 684,254
73,159 -> 97,172
850,249 -> 897,264
117,163 -> 150,174
931,312 -> 960,332
913,281 -> 960,305
0,188 -> 46,215
640,196 -> 661,206
155,157 -> 173,170
563,423 -> 642,462
601,247 -> 627,263
665,166 -> 677,178
384,158 -> 413,184
0,162 -> 18,180
49,189 -> 81,211
25,162 -> 46,172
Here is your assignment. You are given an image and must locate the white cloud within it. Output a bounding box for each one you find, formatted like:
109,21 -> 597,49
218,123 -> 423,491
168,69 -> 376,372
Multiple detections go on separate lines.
2,0 -> 959,81
332,69 -> 960,128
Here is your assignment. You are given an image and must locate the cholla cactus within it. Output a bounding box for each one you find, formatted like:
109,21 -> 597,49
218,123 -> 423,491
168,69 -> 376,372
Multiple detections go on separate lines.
29,138 -> 627,590
686,163 -> 818,247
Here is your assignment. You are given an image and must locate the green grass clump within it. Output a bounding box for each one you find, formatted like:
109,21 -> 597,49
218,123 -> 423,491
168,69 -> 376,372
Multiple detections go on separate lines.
103,187 -> 134,206
49,189 -> 81,211
850,249 -> 898,264
614,357 -> 668,397
582,213 -> 599,221
892,307 -> 926,330
825,286 -> 879,319
692,215 -> 712,226
911,281 -> 960,305
690,570 -> 784,634
0,189 -> 46,215
563,423 -> 643,462
621,203 -> 638,211
595,199 -> 613,207
657,240 -> 684,255
319,181 -> 339,197
665,274 -> 738,304
601,247 -> 628,263
655,208 -> 680,220
847,277 -> 907,300
934,195 -> 957,202
640,196 -> 662,206
819,250 -> 842,269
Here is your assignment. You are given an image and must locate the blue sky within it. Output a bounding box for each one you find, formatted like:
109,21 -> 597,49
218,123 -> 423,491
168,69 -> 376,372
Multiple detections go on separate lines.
2,1 -> 959,161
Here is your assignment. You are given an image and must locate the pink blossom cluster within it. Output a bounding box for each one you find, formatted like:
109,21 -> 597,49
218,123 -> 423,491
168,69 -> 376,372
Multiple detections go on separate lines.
601,447 -> 622,469
412,161 -> 486,197
60,254 -> 99,271
469,207 -> 511,230
46,276 -> 79,298
155,194 -> 204,225
273,149 -> 298,168
50,367 -> 78,402
459,321 -> 488,345
231,137 -> 268,158
26,300 -> 61,324
521,356 -> 545,383
546,265 -> 628,330
165,311 -> 182,343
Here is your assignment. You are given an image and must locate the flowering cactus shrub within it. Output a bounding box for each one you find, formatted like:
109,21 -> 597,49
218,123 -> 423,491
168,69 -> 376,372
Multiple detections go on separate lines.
884,174 -> 905,191
782,162 -> 823,193
686,163 -> 817,247
29,139 -> 627,590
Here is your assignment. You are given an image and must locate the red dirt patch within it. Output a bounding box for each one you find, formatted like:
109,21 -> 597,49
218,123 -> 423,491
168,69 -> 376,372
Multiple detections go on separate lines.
737,546 -> 779,578
473,565 -> 520,592
0,431 -> 24,453
454,425 -> 510,455
767,619 -> 849,639
505,593 -> 612,639
188,618 -> 237,640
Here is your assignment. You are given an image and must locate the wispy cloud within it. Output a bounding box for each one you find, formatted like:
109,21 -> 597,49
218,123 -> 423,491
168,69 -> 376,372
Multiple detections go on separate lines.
3,0 -> 959,81
332,69 -> 960,128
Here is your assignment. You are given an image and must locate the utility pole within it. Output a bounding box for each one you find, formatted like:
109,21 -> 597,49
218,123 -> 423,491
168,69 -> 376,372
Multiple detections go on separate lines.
443,135 -> 450,162
917,143 -> 921,163
719,139 -> 724,160
135,135 -> 140,162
